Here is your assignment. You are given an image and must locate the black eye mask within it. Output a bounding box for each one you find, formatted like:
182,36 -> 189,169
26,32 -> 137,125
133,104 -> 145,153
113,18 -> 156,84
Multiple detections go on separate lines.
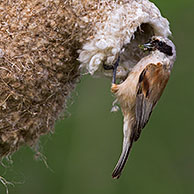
155,40 -> 173,56
141,39 -> 173,57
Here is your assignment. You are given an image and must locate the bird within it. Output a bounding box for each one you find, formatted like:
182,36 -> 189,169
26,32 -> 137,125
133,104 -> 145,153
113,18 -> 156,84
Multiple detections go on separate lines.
110,36 -> 176,179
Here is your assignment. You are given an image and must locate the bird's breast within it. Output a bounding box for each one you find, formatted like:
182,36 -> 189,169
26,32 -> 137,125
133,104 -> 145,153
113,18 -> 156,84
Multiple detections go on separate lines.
115,70 -> 140,109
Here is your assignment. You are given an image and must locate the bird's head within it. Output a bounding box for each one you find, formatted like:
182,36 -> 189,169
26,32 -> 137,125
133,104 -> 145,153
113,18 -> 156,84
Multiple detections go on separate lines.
140,36 -> 176,64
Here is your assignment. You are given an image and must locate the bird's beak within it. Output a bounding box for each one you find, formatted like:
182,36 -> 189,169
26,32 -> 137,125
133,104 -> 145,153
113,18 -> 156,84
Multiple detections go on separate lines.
139,42 -> 154,51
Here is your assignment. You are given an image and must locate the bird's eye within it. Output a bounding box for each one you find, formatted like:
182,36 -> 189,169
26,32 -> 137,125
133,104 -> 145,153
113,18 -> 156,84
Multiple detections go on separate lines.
158,41 -> 163,46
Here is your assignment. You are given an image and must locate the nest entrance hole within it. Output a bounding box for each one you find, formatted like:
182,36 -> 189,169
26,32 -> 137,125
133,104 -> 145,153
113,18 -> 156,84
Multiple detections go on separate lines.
120,23 -> 155,70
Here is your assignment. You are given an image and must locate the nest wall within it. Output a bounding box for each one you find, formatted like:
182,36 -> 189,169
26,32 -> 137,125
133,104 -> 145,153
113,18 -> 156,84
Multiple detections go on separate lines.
0,0 -> 92,157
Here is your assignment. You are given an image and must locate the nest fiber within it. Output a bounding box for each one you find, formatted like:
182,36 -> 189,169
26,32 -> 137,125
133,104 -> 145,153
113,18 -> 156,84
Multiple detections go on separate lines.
0,0 -> 171,158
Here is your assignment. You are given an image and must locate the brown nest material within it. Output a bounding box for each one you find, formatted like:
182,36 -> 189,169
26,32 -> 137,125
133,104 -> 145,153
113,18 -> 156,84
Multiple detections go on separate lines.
0,0 -> 171,158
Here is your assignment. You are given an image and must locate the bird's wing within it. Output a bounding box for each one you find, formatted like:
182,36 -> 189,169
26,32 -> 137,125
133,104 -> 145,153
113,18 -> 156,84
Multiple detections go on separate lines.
135,63 -> 170,141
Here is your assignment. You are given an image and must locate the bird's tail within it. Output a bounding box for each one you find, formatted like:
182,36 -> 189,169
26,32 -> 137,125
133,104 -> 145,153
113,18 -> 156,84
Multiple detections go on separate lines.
112,116 -> 134,179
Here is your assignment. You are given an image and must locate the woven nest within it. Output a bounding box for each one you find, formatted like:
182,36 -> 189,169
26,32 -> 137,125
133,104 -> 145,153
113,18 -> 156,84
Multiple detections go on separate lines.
0,0 -> 171,158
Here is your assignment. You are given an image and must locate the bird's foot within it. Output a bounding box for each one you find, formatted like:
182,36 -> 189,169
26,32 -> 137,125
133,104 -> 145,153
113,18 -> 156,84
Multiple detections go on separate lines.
103,64 -> 114,70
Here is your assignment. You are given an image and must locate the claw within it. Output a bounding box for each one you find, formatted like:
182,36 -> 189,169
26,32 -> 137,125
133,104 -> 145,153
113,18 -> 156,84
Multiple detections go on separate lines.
103,64 -> 114,70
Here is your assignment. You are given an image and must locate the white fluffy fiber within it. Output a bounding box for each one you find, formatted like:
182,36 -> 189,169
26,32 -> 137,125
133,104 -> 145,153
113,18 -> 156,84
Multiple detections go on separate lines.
78,0 -> 171,76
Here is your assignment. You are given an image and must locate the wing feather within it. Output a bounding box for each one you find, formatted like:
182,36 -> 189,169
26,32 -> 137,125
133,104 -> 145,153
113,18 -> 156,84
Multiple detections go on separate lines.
134,63 -> 170,141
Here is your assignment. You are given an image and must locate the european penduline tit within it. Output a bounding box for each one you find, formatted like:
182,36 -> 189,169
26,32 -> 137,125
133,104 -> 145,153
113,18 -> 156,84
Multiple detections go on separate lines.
111,36 -> 176,179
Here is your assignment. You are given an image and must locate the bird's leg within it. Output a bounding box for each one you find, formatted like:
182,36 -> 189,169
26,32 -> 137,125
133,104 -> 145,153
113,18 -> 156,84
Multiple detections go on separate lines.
103,56 -> 120,93
112,56 -> 120,84
103,56 -> 120,83
111,56 -> 120,93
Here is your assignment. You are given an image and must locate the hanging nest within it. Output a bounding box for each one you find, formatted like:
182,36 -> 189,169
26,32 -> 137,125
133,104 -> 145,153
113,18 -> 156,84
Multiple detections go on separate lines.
0,0 -> 171,158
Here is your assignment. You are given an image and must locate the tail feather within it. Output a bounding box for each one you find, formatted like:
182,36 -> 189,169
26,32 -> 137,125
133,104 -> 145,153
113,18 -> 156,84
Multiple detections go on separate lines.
112,116 -> 135,179
112,141 -> 133,179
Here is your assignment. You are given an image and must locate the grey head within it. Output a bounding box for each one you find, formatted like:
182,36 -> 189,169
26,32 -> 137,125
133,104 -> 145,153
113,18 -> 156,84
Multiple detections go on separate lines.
143,36 -> 176,65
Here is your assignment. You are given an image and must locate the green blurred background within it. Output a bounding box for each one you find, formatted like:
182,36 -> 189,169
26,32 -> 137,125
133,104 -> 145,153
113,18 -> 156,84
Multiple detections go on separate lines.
0,0 -> 194,193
